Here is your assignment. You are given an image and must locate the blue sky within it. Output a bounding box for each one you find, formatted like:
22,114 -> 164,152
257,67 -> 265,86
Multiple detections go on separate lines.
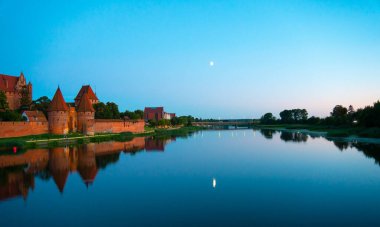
1,0 -> 379,118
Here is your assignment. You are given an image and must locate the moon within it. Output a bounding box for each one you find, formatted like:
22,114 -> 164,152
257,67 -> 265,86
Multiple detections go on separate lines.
209,61 -> 214,67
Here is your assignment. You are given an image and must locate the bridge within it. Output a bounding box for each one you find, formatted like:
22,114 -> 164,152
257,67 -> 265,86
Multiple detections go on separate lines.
192,120 -> 255,127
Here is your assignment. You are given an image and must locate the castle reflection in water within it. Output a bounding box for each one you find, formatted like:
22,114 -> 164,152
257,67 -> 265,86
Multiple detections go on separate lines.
0,136 -> 176,201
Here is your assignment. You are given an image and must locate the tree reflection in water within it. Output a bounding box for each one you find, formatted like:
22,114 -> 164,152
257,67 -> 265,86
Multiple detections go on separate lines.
280,131 -> 308,143
331,140 -> 380,166
259,129 -> 277,139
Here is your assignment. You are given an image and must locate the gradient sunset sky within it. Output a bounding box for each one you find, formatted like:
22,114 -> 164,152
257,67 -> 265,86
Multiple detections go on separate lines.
1,0 -> 379,118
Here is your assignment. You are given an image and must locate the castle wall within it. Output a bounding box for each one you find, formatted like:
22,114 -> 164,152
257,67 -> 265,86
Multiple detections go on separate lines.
94,119 -> 144,134
48,111 -> 69,135
0,122 -> 48,138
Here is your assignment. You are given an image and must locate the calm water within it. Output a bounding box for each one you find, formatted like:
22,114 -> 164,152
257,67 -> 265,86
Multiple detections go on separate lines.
1,129 -> 380,226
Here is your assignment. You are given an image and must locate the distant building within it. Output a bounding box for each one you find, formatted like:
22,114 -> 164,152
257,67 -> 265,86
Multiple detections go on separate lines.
0,72 -> 32,110
144,107 -> 176,121
164,113 -> 176,120
144,107 -> 164,121
22,110 -> 47,122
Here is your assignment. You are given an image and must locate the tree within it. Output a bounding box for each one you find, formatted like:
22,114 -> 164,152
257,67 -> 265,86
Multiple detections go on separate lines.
280,110 -> 293,123
0,110 -> 24,121
355,101 -> 380,127
307,116 -> 321,125
121,109 -> 144,120
293,109 -> 308,122
348,105 -> 355,115
331,105 -> 348,118
280,109 -> 308,123
31,96 -> 51,117
330,105 -> 349,125
106,102 -> 120,119
0,90 -> 9,111
93,102 -> 120,119
260,113 -> 277,124
171,115 -> 194,126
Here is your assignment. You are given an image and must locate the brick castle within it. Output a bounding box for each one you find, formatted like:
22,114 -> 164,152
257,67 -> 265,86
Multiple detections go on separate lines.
0,73 -> 144,138
0,72 -> 32,110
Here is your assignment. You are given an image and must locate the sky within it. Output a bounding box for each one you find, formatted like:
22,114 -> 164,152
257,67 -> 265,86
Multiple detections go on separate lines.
1,0 -> 379,119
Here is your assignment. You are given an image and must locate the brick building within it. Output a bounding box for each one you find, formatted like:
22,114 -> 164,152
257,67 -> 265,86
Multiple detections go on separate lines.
0,84 -> 144,138
144,107 -> 176,121
0,72 -> 32,110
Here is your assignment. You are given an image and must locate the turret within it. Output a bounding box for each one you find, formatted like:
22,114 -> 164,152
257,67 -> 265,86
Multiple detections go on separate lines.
76,93 -> 95,135
74,85 -> 99,106
48,87 -> 69,135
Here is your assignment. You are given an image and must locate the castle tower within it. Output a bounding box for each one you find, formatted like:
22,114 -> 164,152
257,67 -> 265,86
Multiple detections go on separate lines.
48,87 -> 69,135
76,93 -> 95,135
74,85 -> 99,106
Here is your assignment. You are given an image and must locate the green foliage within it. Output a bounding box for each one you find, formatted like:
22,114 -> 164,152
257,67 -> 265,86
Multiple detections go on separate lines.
157,119 -> 171,126
0,90 -> 9,111
354,101 -> 380,127
171,115 -> 194,126
260,113 -> 277,124
120,109 -> 143,120
93,102 -> 120,119
306,116 -> 321,125
331,105 -> 348,118
279,109 -> 308,123
30,96 -> 51,117
0,110 -> 24,121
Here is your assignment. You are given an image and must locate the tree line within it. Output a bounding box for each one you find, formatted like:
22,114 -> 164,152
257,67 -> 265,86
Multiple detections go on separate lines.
147,115 -> 195,127
260,100 -> 380,128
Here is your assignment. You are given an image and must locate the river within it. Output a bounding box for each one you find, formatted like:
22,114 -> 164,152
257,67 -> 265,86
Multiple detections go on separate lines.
1,129 -> 380,226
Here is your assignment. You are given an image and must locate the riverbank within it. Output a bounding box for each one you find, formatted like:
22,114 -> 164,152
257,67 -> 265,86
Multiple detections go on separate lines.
0,126 -> 203,150
253,124 -> 380,139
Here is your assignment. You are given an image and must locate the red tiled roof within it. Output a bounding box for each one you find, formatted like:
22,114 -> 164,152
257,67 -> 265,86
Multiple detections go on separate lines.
48,87 -> 68,111
22,110 -> 48,122
0,74 -> 19,92
76,93 -> 95,112
144,107 -> 164,113
75,85 -> 98,101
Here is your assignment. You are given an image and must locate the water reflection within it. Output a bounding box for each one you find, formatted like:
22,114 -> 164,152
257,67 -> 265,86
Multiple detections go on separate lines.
331,140 -> 380,166
257,129 -> 308,143
259,129 -> 277,139
280,131 -> 308,143
0,136 -> 175,201
257,128 -> 380,165
1,130 -> 380,204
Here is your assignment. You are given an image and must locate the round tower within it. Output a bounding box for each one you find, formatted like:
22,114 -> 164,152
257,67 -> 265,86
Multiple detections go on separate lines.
48,87 -> 69,135
76,93 -> 95,135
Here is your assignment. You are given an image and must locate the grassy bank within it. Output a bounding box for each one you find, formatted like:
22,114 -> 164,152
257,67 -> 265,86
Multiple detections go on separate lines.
0,126 -> 202,151
254,124 -> 380,138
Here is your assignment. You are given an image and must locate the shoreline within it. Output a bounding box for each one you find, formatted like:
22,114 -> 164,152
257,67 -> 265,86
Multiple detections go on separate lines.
2,124 -> 380,150
0,126 -> 202,150
253,125 -> 380,144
